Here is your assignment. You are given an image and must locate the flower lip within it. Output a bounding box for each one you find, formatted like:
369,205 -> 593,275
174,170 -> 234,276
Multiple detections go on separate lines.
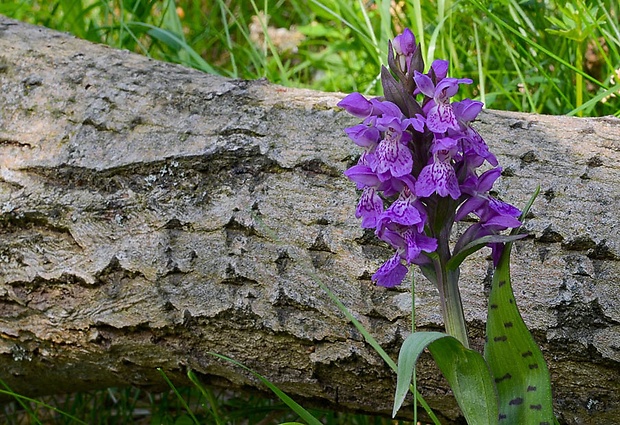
372,253 -> 408,287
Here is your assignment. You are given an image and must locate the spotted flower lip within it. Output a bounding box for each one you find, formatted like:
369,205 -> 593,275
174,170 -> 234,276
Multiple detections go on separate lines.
372,253 -> 408,288
356,187 -> 384,229
415,157 -> 461,200
340,27 -> 522,287
414,72 -> 473,134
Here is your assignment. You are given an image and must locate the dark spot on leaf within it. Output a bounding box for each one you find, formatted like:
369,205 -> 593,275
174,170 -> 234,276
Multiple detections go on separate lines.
494,335 -> 508,342
504,322 -> 513,328
530,404 -> 542,410
522,351 -> 533,358
527,385 -> 537,392
529,363 -> 539,369
499,413 -> 507,420
509,298 -> 514,304
509,397 -> 524,405
490,304 -> 499,309
499,280 -> 507,287
495,373 -> 512,383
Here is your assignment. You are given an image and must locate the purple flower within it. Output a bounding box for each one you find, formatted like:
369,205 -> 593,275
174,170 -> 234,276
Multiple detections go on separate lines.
392,28 -> 416,72
370,114 -> 414,180
393,28 -> 416,57
430,59 -> 449,81
372,253 -> 409,287
337,92 -> 374,118
344,162 -> 381,190
452,99 -> 498,166
483,197 -> 522,228
356,187 -> 384,229
414,71 -> 472,134
452,98 -> 483,122
344,123 -> 380,148
340,28 -> 523,289
456,167 -> 502,221
415,155 -> 461,200
456,167 -> 521,228
378,223 -> 438,264
379,184 -> 427,232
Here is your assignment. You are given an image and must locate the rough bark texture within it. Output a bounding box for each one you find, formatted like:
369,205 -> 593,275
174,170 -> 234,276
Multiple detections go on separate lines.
0,16 -> 619,423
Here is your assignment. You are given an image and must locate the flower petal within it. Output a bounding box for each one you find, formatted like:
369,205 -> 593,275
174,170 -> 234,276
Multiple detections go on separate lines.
372,254 -> 408,287
344,124 -> 380,148
356,187 -> 383,228
431,59 -> 449,80
393,28 -> 416,56
337,92 -> 373,118
384,196 -> 423,226
413,71 -> 436,98
426,103 -> 459,133
374,138 -> 413,178
415,160 -> 461,199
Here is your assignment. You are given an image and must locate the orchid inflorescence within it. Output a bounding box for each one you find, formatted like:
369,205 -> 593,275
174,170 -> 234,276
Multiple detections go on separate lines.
339,28 -> 522,288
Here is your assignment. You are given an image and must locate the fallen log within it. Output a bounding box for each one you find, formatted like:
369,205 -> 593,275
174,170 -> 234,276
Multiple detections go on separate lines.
0,16 -> 618,424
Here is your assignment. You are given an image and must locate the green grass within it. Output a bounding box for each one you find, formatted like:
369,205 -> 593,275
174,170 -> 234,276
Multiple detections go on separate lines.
1,0 -> 619,423
2,0 -> 619,115
0,380 -> 417,424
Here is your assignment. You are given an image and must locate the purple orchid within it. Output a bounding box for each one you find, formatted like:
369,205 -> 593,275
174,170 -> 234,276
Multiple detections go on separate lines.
414,71 -> 473,134
340,28 -> 521,288
415,154 -> 461,200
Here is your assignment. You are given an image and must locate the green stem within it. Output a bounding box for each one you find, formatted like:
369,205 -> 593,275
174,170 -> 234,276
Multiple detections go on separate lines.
429,196 -> 470,348
435,241 -> 469,348
411,274 -> 417,424
576,41 -> 584,117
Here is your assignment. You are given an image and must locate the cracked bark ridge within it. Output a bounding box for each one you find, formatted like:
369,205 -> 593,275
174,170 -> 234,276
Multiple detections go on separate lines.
0,16 -> 619,424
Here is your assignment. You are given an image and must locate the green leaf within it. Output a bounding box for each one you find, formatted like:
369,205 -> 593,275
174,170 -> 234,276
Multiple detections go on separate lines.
393,332 -> 498,425
448,234 -> 528,271
484,187 -> 555,424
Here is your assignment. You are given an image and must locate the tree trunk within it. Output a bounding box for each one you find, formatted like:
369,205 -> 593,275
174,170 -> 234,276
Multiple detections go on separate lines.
0,16 -> 619,424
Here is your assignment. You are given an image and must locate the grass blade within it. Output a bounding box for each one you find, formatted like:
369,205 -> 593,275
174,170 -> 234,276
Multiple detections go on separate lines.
0,380 -> 88,425
157,368 -> 201,425
207,352 -> 323,425
313,273 -> 441,424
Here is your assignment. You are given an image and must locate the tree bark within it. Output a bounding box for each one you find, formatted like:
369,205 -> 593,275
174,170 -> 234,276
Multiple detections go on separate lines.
0,16 -> 619,424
